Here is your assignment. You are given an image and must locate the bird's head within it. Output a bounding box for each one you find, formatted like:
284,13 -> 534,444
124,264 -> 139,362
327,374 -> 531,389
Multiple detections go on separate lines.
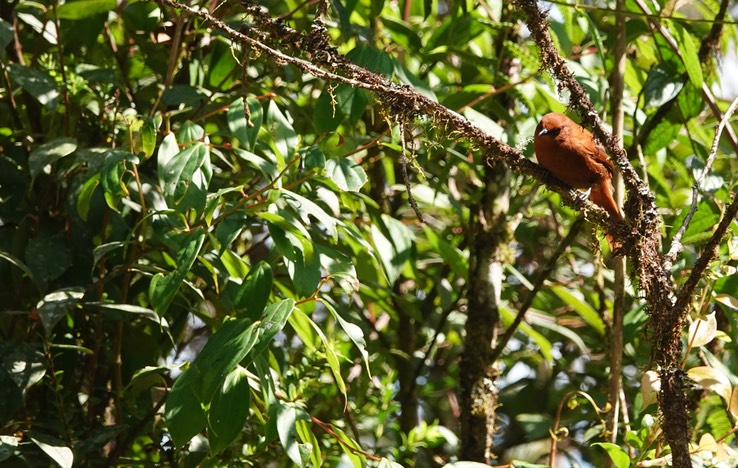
536,112 -> 574,139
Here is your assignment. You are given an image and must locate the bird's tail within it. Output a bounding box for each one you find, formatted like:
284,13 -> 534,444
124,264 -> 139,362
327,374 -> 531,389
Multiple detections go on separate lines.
590,182 -> 623,250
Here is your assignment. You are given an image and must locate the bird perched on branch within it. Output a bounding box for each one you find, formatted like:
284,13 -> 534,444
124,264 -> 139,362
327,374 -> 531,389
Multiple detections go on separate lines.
534,112 -> 623,245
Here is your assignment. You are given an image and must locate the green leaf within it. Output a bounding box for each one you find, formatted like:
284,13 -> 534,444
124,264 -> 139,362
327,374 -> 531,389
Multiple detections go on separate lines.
301,145 -> 325,171
28,138 -> 77,177
36,287 -> 85,334
591,442 -> 630,468
26,233 -> 73,283
7,64 -> 59,108
207,39 -> 237,89
314,89 -> 344,133
670,22 -> 703,90
643,117 -> 681,156
0,250 -> 35,282
0,18 -> 12,50
149,228 -> 205,314
27,432 -> 73,468
234,261 -> 273,319
283,189 -> 338,238
642,65 -> 683,109
0,435 -> 18,462
100,150 -> 139,212
246,299 -> 296,361
322,299 -> 371,376
228,97 -> 263,151
263,215 -> 321,297
162,142 -> 210,202
500,305 -> 553,364
189,318 -> 262,403
335,84 -> 370,125
266,100 -> 297,164
551,286 -> 606,335
165,366 -> 207,447
162,85 -> 205,107
56,0 -> 115,19
208,366 -> 250,455
371,213 -> 414,284
234,148 -> 278,180
76,175 -> 100,221
93,303 -> 168,329
295,419 -> 322,468
325,158 -> 368,192
141,117 -> 157,158
276,403 -> 304,466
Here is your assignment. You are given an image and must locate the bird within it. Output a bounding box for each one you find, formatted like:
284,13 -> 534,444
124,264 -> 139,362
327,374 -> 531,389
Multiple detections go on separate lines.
534,112 -> 623,244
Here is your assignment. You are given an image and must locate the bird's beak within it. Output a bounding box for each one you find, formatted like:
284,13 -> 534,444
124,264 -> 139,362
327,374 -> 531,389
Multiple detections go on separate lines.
538,128 -> 549,136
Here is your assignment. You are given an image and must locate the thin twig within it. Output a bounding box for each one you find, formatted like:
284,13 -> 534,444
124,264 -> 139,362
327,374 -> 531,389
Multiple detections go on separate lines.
664,93 -> 738,270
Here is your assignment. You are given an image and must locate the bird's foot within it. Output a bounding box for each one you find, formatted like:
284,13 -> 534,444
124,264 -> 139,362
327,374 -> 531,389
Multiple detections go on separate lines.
575,187 -> 592,202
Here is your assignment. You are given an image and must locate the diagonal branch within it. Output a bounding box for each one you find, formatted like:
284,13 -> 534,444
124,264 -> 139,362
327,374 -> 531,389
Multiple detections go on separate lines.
153,0 -> 632,241
664,94 -> 738,270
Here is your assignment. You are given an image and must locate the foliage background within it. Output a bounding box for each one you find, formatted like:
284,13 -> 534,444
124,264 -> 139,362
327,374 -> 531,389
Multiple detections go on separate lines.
1,0 -> 738,466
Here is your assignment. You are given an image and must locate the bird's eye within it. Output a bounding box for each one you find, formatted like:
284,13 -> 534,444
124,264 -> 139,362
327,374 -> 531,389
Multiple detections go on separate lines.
548,127 -> 561,137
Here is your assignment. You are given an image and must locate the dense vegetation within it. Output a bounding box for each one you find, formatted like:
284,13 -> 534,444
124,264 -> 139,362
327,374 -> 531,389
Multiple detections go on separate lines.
1,0 -> 738,467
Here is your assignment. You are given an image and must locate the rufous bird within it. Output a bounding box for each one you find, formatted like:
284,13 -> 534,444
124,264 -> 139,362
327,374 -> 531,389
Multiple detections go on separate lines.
534,112 -> 623,245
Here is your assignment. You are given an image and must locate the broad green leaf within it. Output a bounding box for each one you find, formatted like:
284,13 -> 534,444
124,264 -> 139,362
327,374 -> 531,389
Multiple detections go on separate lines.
28,138 -> 77,177
234,148 -> 278,180
0,18 -> 12,49
189,318 -> 262,403
76,175 -> 100,221
687,366 -> 731,402
266,100 -> 297,164
1,346 -> 45,392
162,85 -> 205,107
165,366 -> 207,447
162,142 -> 210,201
322,299 -> 371,376
591,443 -> 630,468
233,261 -> 273,319
25,233 -> 73,283
208,366 -> 250,455
207,39 -> 237,89
157,132 -> 179,182
149,228 -> 205,314
0,435 -> 18,462
140,117 -> 157,158
371,213 -> 414,284
670,22 -> 703,89
0,250 -> 35,282
642,64 -> 683,109
27,432 -> 73,468
36,287 -> 85,333
325,158 -> 368,192
100,150 -> 139,212
283,189 -> 338,238
335,84 -> 370,125
7,64 -> 59,108
500,306 -> 553,364
246,299 -> 296,361
295,419 -> 322,468
302,145 -> 326,171
551,286 -> 606,335
93,303 -> 168,329
56,0 -> 115,19
276,404 -> 302,465
228,97 -> 263,150
644,118 -> 681,156
688,312 -> 717,348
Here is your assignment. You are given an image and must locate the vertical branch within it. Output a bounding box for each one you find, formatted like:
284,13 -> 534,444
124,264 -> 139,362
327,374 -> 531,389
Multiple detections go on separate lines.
606,0 -> 628,453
